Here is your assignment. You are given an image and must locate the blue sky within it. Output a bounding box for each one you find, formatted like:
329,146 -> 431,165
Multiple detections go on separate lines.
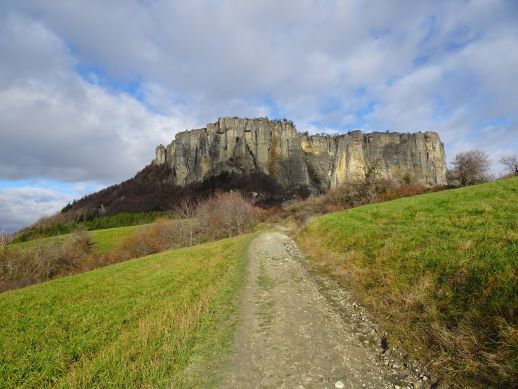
1,0 -> 517,232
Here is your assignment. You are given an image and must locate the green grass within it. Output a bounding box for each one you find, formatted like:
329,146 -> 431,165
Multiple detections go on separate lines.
298,177 -> 518,387
0,233 -> 253,388
88,224 -> 147,252
10,224 -> 146,253
82,211 -> 166,231
13,211 -> 167,243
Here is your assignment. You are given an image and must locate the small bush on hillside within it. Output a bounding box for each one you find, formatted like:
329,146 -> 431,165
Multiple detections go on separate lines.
174,194 -> 198,219
114,219 -> 198,260
196,192 -> 257,240
499,154 -> 518,177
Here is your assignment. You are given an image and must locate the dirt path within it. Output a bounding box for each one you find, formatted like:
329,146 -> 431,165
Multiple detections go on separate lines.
218,231 -> 432,389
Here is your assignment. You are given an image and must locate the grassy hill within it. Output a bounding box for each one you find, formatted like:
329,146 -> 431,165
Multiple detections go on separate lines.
11,224 -> 147,253
0,233 -> 253,388
298,177 -> 518,387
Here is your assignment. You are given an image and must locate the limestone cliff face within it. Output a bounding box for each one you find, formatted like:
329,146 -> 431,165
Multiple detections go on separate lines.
154,117 -> 447,192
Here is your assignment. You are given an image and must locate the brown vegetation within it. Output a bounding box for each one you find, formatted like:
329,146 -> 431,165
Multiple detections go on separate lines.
283,177 -> 433,222
113,219 -> 199,260
0,230 -> 94,292
196,191 -> 258,240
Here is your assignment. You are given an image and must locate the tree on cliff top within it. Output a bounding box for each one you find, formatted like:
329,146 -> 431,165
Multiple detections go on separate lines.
450,150 -> 491,186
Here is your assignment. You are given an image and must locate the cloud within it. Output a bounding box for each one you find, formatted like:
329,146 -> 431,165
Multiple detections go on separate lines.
0,13 -> 188,183
0,186 -> 72,233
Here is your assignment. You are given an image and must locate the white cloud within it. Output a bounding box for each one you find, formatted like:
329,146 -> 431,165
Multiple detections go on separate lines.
0,187 -> 72,233
0,13 -> 189,183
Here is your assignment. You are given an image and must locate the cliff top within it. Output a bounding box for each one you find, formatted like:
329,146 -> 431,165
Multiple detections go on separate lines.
167,116 -> 440,141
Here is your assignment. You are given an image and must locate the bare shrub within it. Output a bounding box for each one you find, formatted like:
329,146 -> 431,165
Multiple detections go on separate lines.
450,150 -> 491,186
0,230 -> 94,292
284,175 -> 431,222
0,231 -> 12,256
351,158 -> 383,201
499,154 -> 518,177
114,218 -> 199,260
175,193 -> 198,219
196,192 -> 257,240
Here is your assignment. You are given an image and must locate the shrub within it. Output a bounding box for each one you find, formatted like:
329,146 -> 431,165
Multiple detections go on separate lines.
115,219 -> 198,260
196,192 -> 257,240
0,231 -> 93,292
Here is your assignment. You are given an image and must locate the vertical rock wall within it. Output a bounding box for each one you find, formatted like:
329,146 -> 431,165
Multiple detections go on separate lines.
154,117 -> 447,192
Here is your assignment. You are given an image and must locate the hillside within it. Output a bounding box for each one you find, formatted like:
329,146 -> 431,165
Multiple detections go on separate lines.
11,224 -> 146,253
297,177 -> 518,387
59,164 -> 284,224
0,233 -> 252,387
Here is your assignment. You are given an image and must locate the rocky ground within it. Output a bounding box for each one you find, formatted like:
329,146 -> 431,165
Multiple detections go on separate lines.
217,231 -> 441,389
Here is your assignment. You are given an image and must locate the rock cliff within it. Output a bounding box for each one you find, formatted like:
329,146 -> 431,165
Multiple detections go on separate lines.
154,117 -> 447,192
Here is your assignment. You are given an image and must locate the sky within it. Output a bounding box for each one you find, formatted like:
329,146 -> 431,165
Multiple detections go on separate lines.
1,0 -> 517,233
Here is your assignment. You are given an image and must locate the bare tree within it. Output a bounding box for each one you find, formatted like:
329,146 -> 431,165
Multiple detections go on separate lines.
499,154 -> 518,176
450,150 -> 491,186
176,193 -> 197,219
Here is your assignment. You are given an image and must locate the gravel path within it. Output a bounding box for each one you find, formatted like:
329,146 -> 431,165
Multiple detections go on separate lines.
217,231 -> 434,389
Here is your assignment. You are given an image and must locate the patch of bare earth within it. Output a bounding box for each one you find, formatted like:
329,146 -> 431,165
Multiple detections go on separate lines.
217,231 -> 438,389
